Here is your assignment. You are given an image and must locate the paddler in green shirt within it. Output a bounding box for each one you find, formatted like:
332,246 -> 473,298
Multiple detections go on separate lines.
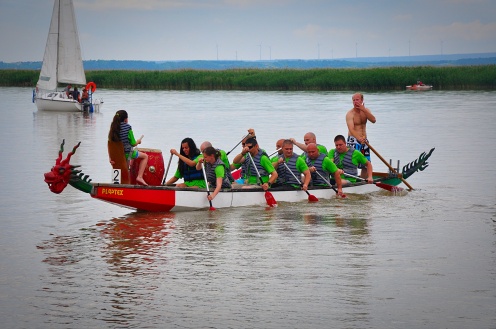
305,143 -> 344,197
328,134 -> 373,184
273,139 -> 311,190
231,137 -> 277,191
199,141 -> 234,183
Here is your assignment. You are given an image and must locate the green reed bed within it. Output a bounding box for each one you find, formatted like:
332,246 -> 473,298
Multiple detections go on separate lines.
1,66 -> 495,90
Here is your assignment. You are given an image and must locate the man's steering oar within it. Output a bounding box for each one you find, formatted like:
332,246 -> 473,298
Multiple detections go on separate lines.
364,141 -> 414,191
315,170 -> 346,198
201,163 -> 215,211
282,162 -> 318,202
247,152 -> 277,207
343,172 -> 404,192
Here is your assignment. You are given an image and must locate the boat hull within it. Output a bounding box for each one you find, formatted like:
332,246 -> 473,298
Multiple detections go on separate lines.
35,92 -> 103,112
89,182 -> 386,212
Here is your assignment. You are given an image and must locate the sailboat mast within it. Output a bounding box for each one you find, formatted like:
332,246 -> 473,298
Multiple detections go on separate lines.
56,0 -> 60,89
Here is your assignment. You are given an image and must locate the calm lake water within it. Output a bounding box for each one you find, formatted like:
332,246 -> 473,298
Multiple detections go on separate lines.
0,87 -> 495,329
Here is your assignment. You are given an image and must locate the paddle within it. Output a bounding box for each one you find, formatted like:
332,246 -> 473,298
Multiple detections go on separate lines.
364,141 -> 414,190
343,172 -> 404,192
201,162 -> 216,211
268,148 -> 282,157
246,152 -> 277,207
314,170 -> 346,198
282,162 -> 319,202
226,133 -> 251,156
161,153 -> 173,185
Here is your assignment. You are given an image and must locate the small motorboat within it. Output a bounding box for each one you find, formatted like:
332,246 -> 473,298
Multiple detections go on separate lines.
406,82 -> 433,91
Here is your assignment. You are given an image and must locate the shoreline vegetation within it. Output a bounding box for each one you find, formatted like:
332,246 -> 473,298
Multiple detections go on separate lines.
1,65 -> 495,90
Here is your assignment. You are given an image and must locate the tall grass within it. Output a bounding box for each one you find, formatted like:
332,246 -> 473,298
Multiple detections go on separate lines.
1,66 -> 495,90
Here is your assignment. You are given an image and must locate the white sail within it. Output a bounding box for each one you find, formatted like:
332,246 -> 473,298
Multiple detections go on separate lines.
37,0 -> 86,91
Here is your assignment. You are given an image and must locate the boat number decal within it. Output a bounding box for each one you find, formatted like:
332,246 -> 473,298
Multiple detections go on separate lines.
102,188 -> 124,196
112,169 -> 121,184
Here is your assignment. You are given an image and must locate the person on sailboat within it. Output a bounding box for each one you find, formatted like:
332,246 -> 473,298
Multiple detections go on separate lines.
64,84 -> 72,98
81,88 -> 89,111
72,87 -> 80,102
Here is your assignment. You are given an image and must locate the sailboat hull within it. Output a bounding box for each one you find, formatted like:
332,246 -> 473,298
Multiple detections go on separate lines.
35,92 -> 103,112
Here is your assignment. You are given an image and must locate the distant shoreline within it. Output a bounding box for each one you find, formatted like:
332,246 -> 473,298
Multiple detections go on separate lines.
1,66 -> 495,90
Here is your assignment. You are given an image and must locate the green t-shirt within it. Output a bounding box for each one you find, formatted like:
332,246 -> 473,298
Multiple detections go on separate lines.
219,149 -> 231,170
246,155 -> 275,184
317,144 -> 328,155
215,164 -> 225,178
285,156 -> 309,173
328,148 -> 368,167
306,155 -> 339,174
328,148 -> 367,182
173,155 -> 206,188
282,156 -> 309,187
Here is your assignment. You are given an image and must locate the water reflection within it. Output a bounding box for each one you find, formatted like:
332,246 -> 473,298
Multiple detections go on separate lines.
98,212 -> 175,268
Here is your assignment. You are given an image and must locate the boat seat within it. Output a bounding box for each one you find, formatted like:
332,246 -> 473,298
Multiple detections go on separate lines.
108,140 -> 130,184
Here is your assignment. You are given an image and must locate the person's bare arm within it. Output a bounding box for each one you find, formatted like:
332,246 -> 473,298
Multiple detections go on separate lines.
290,138 -> 307,152
302,169 -> 311,191
360,104 -> 376,123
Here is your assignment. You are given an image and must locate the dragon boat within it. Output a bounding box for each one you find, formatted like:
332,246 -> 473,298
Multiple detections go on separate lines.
44,140 -> 435,212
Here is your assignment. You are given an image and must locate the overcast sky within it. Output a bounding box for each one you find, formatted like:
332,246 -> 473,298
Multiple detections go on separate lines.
1,0 -> 495,62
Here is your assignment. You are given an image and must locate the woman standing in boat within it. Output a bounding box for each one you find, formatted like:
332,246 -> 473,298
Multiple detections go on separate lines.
165,137 -> 206,188
108,110 -> 148,185
196,146 -> 232,200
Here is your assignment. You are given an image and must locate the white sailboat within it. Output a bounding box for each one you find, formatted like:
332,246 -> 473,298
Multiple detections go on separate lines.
33,0 -> 103,112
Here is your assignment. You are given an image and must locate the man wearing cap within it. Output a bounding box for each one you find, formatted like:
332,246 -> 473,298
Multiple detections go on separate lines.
232,137 -> 277,191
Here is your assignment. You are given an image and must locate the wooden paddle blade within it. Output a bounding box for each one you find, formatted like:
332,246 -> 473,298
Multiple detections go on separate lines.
375,182 -> 404,192
308,194 -> 319,202
265,191 -> 278,207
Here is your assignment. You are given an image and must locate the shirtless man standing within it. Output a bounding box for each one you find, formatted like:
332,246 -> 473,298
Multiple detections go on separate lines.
346,93 -> 376,178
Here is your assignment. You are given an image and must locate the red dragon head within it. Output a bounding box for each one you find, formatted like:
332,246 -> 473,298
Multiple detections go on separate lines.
44,140 -> 81,194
